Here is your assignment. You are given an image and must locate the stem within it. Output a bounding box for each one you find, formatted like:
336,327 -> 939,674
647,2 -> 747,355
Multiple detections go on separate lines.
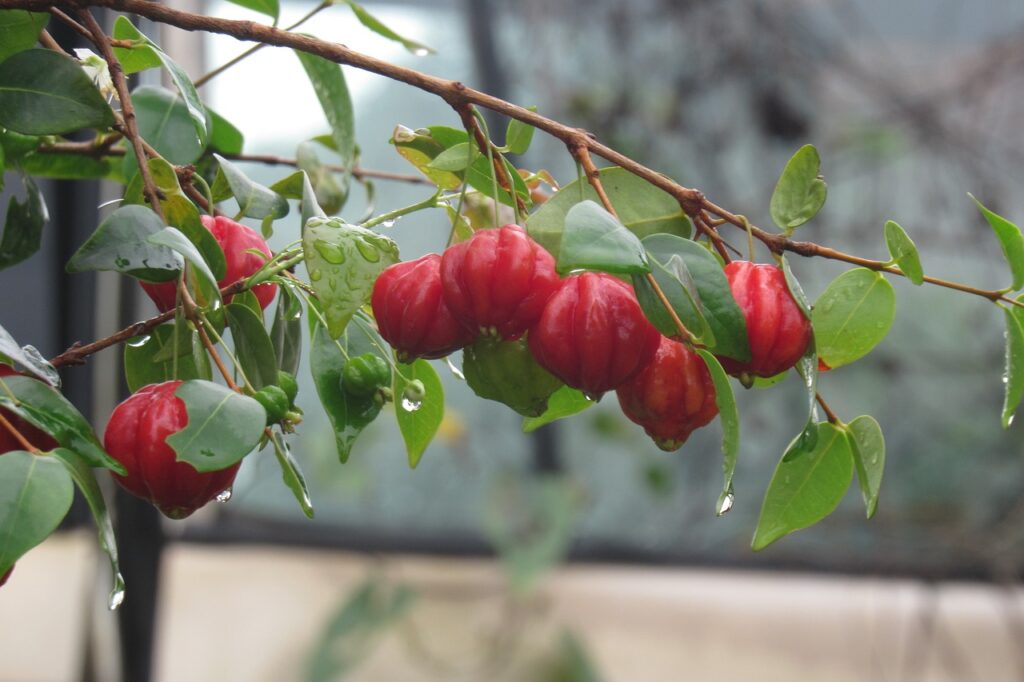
815,393 -> 840,425
0,411 -> 39,454
363,191 -> 441,229
694,211 -> 733,263
456,103 -> 526,217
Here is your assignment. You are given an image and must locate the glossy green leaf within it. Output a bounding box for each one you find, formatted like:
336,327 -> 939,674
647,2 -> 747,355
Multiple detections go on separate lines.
130,86 -> 204,165
779,255 -> 812,319
270,286 -> 303,376
165,380 -> 265,472
846,415 -> 885,519
1002,305 -> 1024,429
0,10 -> 49,63
147,227 -> 220,300
270,431 -> 313,519
124,324 -> 211,392
0,128 -> 39,163
224,0 -> 279,21
231,289 -> 262,318
0,326 -> 58,387
394,359 -> 443,468
522,385 -> 594,433
813,268 -> 896,369
226,302 -> 278,390
296,140 -> 346,215
51,447 -> 124,610
0,173 -> 46,271
696,350 -> 740,515
0,451 -> 73,575
0,375 -> 124,473
295,50 -> 354,190
309,317 -> 385,463
505,108 -> 537,155
390,125 -> 462,189
111,16 -> 162,74
792,344 -> 820,453
302,216 -> 399,338
343,0 -> 435,54
558,200 -> 650,275
884,220 -> 923,286
633,250 -> 713,345
300,171 -> 328,228
970,194 -> 1024,291
427,141 -> 476,171
752,422 -> 854,550
67,205 -> 182,282
0,49 -> 114,135
214,154 -> 289,222
527,166 -> 692,260
19,151 -> 121,181
770,144 -> 827,232
462,335 -> 563,418
207,108 -> 244,155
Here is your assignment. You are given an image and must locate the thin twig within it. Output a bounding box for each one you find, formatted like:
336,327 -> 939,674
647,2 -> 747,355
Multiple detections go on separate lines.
455,103 -> 527,215
177,277 -> 241,392
695,211 -> 734,262
815,393 -> 839,424
38,28 -> 68,53
48,7 -> 132,47
0,412 -> 39,454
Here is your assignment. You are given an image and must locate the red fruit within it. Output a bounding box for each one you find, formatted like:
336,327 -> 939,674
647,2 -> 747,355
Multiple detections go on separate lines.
372,254 -> 475,361
140,215 -> 277,312
718,261 -> 811,379
529,272 -> 661,396
616,337 -> 718,451
103,380 -> 239,519
0,365 -> 58,454
440,225 -> 560,339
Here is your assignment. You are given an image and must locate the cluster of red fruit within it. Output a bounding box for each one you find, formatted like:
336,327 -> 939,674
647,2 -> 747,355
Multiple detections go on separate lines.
371,225 -> 812,451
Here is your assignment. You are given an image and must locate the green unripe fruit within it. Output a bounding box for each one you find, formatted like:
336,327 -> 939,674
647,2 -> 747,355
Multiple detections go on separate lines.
253,385 -> 290,424
462,335 -> 563,417
341,353 -> 391,397
277,371 -> 299,404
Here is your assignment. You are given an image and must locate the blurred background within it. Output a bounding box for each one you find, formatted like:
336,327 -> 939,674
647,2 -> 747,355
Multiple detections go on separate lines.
2,0 -> 1024,680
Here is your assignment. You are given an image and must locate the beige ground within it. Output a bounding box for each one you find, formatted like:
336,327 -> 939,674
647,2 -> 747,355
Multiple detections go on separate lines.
1,532 -> 1022,681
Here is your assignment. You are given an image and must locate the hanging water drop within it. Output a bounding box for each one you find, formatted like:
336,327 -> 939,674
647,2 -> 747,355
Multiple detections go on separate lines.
310,269 -> 323,281
216,488 -> 233,503
108,581 -> 126,611
355,238 -> 381,262
445,356 -> 465,381
401,397 -> 423,412
127,335 -> 151,347
412,47 -> 430,57
380,219 -> 397,228
313,239 -> 346,264
716,492 -> 735,516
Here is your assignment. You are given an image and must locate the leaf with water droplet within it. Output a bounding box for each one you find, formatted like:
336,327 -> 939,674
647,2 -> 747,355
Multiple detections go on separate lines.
269,431 -> 313,519
395,359 -> 444,468
124,323 -> 211,392
164,380 -> 266,472
66,205 -> 182,282
812,268 -> 895,369
1001,303 -> 1024,429
883,220 -> 924,286
521,385 -> 594,433
845,415 -> 885,519
696,350 -> 741,516
302,218 -> 399,338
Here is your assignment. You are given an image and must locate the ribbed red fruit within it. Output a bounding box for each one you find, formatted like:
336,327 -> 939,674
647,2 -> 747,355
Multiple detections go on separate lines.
104,380 -> 240,519
0,365 -> 58,454
528,272 -> 661,396
440,224 -> 561,339
617,337 -> 718,451
141,215 -> 277,312
718,261 -> 811,378
372,254 -> 475,361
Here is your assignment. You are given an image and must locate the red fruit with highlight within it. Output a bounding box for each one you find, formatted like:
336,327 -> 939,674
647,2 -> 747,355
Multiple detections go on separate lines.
372,254 -> 475,361
0,365 -> 58,454
140,215 -> 277,312
718,261 -> 811,379
616,337 -> 718,451
440,224 -> 561,339
103,380 -> 240,519
528,272 -> 661,396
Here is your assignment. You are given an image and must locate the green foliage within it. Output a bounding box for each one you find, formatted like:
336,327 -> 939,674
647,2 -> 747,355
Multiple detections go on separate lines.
770,144 -> 827,232
224,0 -> 278,22
394,359 -> 444,468
522,385 -> 594,433
295,50 -> 355,196
206,108 -> 245,155
342,0 -> 435,55
226,302 -> 279,390
130,86 -> 204,166
633,245 -> 711,344
0,10 -> 49,63
0,451 -> 74,575
270,287 -> 303,376
0,325 -> 58,386
883,220 -> 923,285
270,431 -> 313,519
214,154 -> 289,232
971,194 -> 1024,291
696,350 -> 740,515
557,200 -> 650,275
165,380 -> 266,472
148,227 -> 220,301
1002,303 -> 1024,429
845,415 -> 885,519
812,268 -> 895,369
0,173 -> 46,271
505,107 -> 538,155
124,325 -> 211,392
66,205 -> 182,282
463,336 -> 563,417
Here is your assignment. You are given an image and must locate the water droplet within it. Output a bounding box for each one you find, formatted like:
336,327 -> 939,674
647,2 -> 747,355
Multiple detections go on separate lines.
1009,414 -> 1015,427
108,580 -> 126,611
355,238 -> 381,262
380,218 -> 397,228
412,47 -> 430,57
445,357 -> 465,381
127,335 -> 151,348
1003,374 -> 1009,384
216,488 -> 233,503
716,492 -> 735,516
313,239 -> 346,264
401,397 -> 422,412
310,269 -> 323,281
583,392 -> 600,402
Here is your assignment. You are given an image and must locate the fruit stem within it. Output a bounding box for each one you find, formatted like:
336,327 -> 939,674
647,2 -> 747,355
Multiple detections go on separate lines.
815,392 -> 840,425
0,411 -> 40,454
363,190 -> 442,229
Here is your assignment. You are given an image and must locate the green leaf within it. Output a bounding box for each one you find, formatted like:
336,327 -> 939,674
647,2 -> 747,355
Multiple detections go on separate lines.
970,194 -> 1024,291
270,286 -> 303,376
0,325 -> 58,387
111,16 -> 162,74
300,171 -> 328,228
123,324 -> 211,392
343,0 -> 435,55
270,431 -> 313,519
51,448 -> 124,609
557,200 -> 650,275
19,151 -> 121,181
426,141 -> 477,172
390,125 -> 462,189
67,205 -> 182,282
213,154 -> 289,223
164,380 -> 266,472
207,107 -> 244,155
505,109 -> 537,155
130,85 -> 204,166
779,255 -> 812,319
295,50 -> 354,190
0,10 -> 49,63
522,385 -> 594,433
296,140 -> 346,215
1002,304 -> 1024,429
309,318 -> 385,463
696,350 -> 740,515
0,375 -> 124,473
527,166 -> 692,260
226,303 -> 278,390
394,359 -> 443,468
632,250 -> 713,345
769,144 -> 827,232
812,268 -> 896,369
224,0 -> 278,22
846,415 -> 885,519
752,423 -> 854,550
0,173 -> 47,271
0,49 -> 114,135
0,451 -> 74,575
147,227 -> 220,300
884,220 -> 923,286
792,344 -> 820,452
302,217 -> 399,338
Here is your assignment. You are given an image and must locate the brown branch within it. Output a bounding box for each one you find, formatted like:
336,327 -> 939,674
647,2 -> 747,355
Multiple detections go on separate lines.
815,393 -> 839,425
0,411 -> 40,454
178,277 -> 241,392
77,9 -> 164,220
695,211 -> 734,263
49,7 -> 132,47
38,28 -> 68,53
